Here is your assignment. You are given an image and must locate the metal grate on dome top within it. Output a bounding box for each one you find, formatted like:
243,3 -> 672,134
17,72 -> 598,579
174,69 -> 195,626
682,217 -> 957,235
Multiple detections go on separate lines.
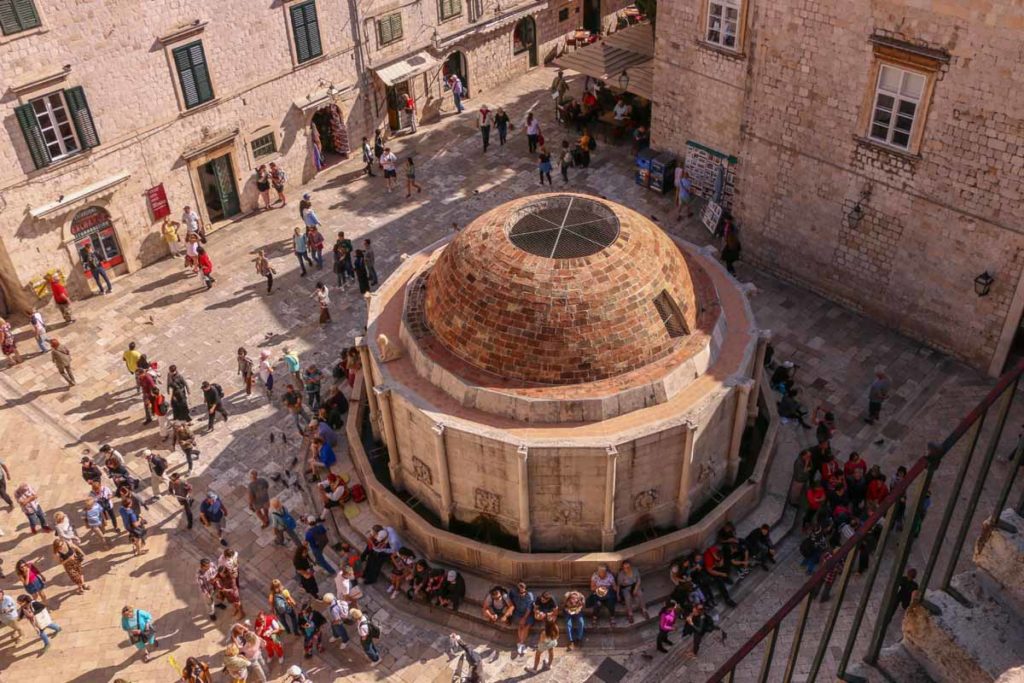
506,195 -> 620,259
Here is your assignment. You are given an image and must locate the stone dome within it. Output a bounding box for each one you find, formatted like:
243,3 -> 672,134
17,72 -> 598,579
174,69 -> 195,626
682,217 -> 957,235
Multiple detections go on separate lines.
423,193 -> 702,385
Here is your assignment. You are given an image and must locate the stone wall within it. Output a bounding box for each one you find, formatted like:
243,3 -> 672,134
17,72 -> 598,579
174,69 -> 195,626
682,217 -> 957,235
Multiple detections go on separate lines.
651,0 -> 1024,374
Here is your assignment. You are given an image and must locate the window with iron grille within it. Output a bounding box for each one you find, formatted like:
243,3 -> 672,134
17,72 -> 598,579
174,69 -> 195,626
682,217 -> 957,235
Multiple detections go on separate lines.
653,290 -> 688,338
250,132 -> 277,159
0,0 -> 41,36
172,41 -> 215,109
439,0 -> 462,21
377,12 -> 403,46
290,0 -> 323,64
705,0 -> 741,50
868,64 -> 926,150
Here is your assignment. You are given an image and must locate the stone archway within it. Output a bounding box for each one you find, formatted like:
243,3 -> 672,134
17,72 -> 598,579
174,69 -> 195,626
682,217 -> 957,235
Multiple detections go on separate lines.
513,17 -> 538,68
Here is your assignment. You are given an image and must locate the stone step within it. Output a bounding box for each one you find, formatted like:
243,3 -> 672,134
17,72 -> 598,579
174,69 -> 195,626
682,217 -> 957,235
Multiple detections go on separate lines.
973,508 -> 1024,622
902,571 -> 1024,683
844,642 -> 936,683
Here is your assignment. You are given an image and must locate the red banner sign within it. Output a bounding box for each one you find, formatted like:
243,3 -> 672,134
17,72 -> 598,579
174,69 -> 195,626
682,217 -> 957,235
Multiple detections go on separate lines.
146,184 -> 170,220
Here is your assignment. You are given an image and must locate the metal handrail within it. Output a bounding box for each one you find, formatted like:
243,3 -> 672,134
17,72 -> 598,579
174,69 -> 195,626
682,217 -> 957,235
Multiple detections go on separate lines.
706,358 -> 1024,683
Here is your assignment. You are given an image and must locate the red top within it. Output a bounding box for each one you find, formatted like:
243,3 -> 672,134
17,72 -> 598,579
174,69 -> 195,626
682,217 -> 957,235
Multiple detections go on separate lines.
199,253 -> 213,275
49,280 -> 70,304
821,459 -> 840,482
867,479 -> 889,503
844,458 -> 868,478
703,546 -> 722,571
807,486 -> 827,510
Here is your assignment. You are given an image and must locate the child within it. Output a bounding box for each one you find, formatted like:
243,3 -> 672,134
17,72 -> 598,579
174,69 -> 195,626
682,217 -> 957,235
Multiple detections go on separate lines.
299,602 -> 326,657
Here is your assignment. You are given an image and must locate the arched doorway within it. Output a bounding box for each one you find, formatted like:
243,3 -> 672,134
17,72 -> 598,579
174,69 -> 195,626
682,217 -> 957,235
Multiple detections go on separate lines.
71,206 -> 123,277
513,17 -> 538,68
443,51 -> 469,98
311,103 -> 350,171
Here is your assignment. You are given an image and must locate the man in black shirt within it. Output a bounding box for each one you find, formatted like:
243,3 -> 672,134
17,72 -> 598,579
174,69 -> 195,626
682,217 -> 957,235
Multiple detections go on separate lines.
201,381 -> 228,431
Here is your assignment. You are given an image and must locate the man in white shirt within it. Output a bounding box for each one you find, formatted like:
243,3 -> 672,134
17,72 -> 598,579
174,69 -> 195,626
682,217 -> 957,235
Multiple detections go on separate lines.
182,206 -> 204,241
380,147 -> 399,193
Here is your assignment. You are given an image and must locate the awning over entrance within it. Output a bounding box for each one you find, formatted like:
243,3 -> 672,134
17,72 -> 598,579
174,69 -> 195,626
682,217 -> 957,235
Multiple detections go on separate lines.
29,171 -> 131,219
371,52 -> 440,86
554,21 -> 655,99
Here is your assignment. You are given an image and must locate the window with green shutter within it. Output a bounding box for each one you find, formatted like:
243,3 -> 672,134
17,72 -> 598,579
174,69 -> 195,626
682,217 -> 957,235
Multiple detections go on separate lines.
377,12 -> 403,46
14,87 -> 99,170
439,0 -> 462,21
290,1 -> 322,64
0,0 -> 41,36
172,41 -> 215,109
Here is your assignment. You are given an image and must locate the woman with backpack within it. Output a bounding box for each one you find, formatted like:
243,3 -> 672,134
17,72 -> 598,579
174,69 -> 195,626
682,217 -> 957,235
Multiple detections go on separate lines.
269,498 -> 303,547
268,579 -> 301,636
350,608 -> 382,665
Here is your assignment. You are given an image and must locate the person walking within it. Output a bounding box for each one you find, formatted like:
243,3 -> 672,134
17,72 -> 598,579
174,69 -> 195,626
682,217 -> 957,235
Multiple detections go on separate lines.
185,232 -> 201,273
293,226 -> 312,277
82,495 -> 108,547
199,491 -> 229,546
256,611 -> 286,664
182,657 -> 215,683
495,107 -> 511,146
448,73 -> 465,113
169,472 -> 194,529
121,605 -> 157,662
30,308 -> 49,353
168,363 -> 191,423
0,589 -> 25,642
141,449 -> 168,500
18,595 -> 60,651
16,559 -> 48,604
255,249 -> 276,294
656,600 -> 679,653
270,162 -> 288,206
354,250 -> 371,295
0,317 -> 22,367
45,273 -> 75,323
83,243 -> 113,294
865,371 -> 891,424
323,593 -> 350,648
298,601 -> 327,658
119,497 -> 147,556
247,469 -> 271,529
283,347 -> 303,388
197,246 -> 215,289
182,205 -> 206,243
201,380 -> 228,431
381,147 -> 399,193
304,516 -> 336,575
525,112 -> 541,153
151,387 -> 172,441
617,559 -> 650,623
373,130 -> 384,166
293,545 -> 320,598
259,349 -> 275,399
270,498 -> 303,547
478,104 -> 492,152
172,423 -> 200,473
559,140 -> 572,184
52,510 -> 80,544
307,225 -> 325,270
361,137 -> 376,177
363,239 -> 379,286
676,169 -> 694,220
314,282 -> 331,324
404,158 -> 422,198
333,231 -> 355,287
52,537 -> 89,593
352,608 -> 382,665
15,482 -> 50,533
303,364 -> 323,412
49,338 -> 75,387
88,479 -> 118,531
238,347 -> 255,396
538,145 -> 553,185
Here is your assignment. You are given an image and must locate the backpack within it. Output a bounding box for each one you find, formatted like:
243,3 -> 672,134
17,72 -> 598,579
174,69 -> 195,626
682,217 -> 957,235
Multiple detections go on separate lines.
273,592 -> 289,613
311,525 -> 329,550
213,383 -> 224,399
799,537 -> 816,559
150,455 -> 168,476
281,508 -> 297,531
366,620 -> 381,639
350,484 -> 366,503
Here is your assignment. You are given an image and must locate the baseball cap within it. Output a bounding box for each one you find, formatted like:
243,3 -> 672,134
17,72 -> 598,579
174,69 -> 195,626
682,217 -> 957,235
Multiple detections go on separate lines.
141,449 -> 153,457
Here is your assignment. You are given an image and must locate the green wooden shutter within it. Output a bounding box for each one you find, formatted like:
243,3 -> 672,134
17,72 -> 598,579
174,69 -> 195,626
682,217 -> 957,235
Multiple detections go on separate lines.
0,0 -> 40,35
15,102 -> 51,169
291,2 -> 322,63
173,42 -> 213,108
379,13 -> 402,45
391,14 -> 403,41
64,86 -> 100,149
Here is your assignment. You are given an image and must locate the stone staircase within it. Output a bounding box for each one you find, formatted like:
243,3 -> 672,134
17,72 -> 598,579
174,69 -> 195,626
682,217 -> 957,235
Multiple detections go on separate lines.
849,508 -> 1024,683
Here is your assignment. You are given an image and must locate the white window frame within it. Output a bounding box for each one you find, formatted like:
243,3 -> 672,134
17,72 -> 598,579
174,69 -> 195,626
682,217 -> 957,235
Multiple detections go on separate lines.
705,0 -> 741,50
868,64 -> 926,151
31,91 -> 79,161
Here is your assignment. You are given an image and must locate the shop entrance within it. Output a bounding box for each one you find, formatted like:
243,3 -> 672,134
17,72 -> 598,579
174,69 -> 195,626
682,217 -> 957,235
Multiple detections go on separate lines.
196,153 -> 241,222
583,0 -> 602,33
443,51 -> 469,98
513,17 -> 538,68
71,206 -> 123,277
311,104 -> 350,170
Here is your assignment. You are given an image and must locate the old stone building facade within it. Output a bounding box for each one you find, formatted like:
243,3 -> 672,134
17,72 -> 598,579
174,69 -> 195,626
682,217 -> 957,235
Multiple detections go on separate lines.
0,0 -> 628,310
651,0 -> 1024,376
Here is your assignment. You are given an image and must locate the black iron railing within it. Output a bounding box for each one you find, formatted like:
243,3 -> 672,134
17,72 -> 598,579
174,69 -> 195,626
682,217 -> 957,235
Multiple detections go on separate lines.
707,358 -> 1024,683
